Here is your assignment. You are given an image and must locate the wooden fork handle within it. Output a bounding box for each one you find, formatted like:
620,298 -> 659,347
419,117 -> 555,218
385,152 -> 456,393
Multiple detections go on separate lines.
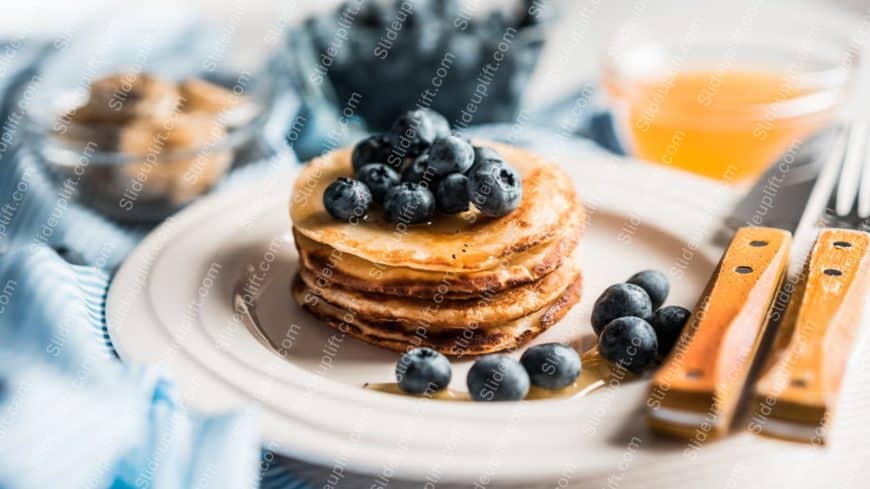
648,227 -> 791,438
751,229 -> 870,443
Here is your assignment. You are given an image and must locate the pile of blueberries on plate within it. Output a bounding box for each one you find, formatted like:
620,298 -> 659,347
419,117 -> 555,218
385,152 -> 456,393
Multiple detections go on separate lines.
592,270 -> 691,373
323,108 -> 523,224
396,342 -> 581,402
390,270 -> 691,402
295,0 -> 550,129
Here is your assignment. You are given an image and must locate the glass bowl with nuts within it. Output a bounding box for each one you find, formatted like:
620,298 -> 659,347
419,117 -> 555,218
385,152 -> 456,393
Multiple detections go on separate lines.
22,71 -> 272,222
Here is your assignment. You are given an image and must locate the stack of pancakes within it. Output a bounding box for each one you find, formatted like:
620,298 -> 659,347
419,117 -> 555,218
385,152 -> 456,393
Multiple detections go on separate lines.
289,142 -> 585,356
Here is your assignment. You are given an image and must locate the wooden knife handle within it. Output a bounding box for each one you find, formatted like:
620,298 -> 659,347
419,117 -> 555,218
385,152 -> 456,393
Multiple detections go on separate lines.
647,227 -> 791,439
751,229 -> 870,443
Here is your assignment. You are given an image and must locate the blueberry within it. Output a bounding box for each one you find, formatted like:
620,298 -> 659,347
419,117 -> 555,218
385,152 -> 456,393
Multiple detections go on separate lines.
471,145 -> 503,170
352,135 -> 395,172
356,163 -> 400,203
389,109 -> 438,157
627,270 -> 669,310
520,343 -> 581,389
383,182 -> 436,224
395,347 -> 452,394
401,154 -> 439,188
650,305 -> 690,357
420,108 -> 451,138
323,177 -> 372,222
467,161 -> 523,217
357,1 -> 389,29
467,354 -> 530,401
598,316 -> 658,373
435,173 -> 470,214
590,283 -> 653,335
427,136 -> 474,176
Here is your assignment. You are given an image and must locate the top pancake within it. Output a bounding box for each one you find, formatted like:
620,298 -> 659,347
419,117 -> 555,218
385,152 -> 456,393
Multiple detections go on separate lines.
290,141 -> 581,272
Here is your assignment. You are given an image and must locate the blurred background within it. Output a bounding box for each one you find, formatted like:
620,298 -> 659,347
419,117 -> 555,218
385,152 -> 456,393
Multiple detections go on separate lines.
4,0 -> 867,109
0,0 -> 870,103
5,0 -> 865,183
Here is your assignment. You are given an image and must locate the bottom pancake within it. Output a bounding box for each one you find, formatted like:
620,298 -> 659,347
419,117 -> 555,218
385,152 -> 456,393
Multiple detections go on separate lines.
291,273 -> 583,356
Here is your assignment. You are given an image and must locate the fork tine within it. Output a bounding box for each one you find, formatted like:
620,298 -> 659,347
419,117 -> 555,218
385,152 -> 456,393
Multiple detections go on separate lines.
859,136 -> 870,218
791,124 -> 848,270
836,122 -> 866,217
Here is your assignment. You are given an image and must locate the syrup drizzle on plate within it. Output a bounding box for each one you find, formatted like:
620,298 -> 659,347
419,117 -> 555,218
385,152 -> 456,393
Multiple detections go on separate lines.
364,348 -> 638,401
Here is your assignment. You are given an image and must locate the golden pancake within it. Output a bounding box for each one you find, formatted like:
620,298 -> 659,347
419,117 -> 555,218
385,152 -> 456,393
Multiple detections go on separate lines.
293,206 -> 583,298
290,141 -> 581,272
291,273 -> 583,356
297,245 -> 582,329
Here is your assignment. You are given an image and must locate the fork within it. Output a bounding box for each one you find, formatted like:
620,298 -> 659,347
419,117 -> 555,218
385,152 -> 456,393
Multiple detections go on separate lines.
835,122 -> 870,223
793,123 -> 870,236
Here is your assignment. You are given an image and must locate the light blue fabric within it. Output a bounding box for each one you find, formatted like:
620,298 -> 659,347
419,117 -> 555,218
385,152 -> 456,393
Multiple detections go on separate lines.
0,248 -> 264,489
0,213 -> 310,489
0,7 -> 309,489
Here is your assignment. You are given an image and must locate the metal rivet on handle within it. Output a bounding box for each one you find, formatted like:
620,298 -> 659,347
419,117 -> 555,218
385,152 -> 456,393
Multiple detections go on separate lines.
686,369 -> 703,379
824,268 -> 843,276
735,266 -> 753,274
749,240 -> 768,247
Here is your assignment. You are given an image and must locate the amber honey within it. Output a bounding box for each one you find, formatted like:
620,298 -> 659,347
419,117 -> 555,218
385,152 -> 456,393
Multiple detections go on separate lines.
606,69 -> 837,182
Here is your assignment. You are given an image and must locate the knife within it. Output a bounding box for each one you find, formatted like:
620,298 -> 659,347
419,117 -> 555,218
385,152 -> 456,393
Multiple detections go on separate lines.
646,226 -> 791,439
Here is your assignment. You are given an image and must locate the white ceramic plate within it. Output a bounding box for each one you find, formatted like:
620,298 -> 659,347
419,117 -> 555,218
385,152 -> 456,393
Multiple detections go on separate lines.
109,143 -> 864,487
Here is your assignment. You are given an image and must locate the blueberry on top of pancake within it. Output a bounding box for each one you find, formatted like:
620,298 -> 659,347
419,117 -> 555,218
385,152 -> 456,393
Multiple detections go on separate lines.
332,110 -> 524,229
351,134 -> 395,172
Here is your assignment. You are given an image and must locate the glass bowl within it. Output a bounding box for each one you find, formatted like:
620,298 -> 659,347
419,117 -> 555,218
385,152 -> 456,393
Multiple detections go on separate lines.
601,5 -> 858,183
22,72 -> 275,222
